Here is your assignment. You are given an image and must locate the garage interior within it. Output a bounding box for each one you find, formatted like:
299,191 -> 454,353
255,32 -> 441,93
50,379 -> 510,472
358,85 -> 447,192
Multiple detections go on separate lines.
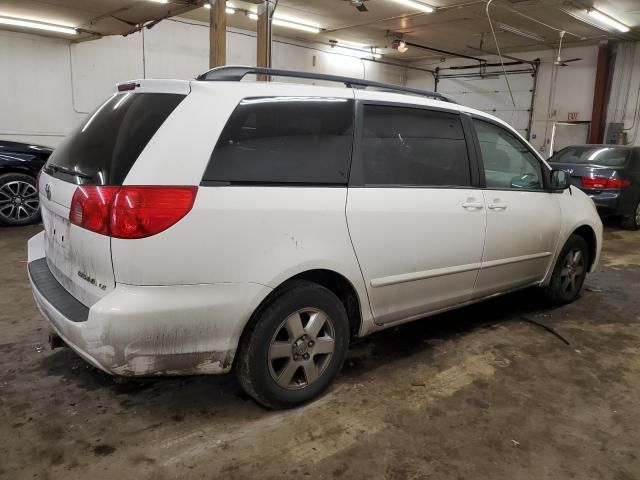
1,0 -> 640,478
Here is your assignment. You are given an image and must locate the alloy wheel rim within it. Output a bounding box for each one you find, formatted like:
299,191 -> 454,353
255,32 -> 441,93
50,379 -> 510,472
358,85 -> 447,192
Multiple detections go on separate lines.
268,308 -> 336,390
0,181 -> 39,222
559,248 -> 585,295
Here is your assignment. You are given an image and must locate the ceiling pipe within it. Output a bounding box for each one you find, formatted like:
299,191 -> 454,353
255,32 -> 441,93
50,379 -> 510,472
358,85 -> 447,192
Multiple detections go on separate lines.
404,41 -> 486,62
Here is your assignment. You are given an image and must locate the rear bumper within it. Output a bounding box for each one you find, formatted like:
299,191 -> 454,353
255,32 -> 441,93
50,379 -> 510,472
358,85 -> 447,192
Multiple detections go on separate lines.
589,191 -> 622,215
585,190 -> 638,217
27,232 -> 272,377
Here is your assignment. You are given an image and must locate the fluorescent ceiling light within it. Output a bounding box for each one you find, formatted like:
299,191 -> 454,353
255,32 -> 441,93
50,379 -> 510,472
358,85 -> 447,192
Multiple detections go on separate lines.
247,12 -> 321,34
148,0 -> 169,3
204,5 -> 236,14
388,0 -> 434,14
496,22 -> 545,42
0,16 -> 77,35
331,41 -> 382,59
204,2 -> 236,13
272,18 -> 320,33
587,9 -> 630,32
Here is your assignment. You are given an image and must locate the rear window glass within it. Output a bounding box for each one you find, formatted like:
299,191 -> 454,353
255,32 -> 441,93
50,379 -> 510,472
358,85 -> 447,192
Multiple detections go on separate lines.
203,97 -> 354,185
550,147 -> 630,167
46,93 -> 185,185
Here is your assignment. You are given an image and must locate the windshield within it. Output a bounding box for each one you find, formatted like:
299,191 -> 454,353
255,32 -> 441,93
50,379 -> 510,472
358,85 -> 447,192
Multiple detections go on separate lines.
550,146 -> 630,167
46,92 -> 185,185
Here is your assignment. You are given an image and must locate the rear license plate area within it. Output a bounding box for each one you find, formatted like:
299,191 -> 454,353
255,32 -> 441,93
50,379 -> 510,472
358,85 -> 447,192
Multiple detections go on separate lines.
43,207 -> 71,260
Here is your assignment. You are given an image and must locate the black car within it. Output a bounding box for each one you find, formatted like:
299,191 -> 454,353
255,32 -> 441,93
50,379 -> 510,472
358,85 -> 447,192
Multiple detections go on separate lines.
0,140 -> 52,226
549,145 -> 640,230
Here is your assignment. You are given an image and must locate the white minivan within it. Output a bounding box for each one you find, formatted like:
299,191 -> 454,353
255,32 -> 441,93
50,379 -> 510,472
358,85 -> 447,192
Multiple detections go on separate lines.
28,67 -> 602,408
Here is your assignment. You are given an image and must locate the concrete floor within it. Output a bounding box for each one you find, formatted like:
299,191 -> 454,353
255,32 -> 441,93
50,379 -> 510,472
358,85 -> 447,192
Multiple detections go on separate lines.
1,224 -> 639,480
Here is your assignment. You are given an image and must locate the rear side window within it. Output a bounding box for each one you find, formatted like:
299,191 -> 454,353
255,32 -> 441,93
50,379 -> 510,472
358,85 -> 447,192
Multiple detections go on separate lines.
203,97 -> 354,185
359,105 -> 471,187
46,93 -> 185,185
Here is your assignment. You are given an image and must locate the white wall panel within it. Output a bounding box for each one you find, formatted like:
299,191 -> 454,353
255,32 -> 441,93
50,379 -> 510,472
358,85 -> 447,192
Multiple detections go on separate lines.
0,21 -> 406,148
70,33 -> 143,113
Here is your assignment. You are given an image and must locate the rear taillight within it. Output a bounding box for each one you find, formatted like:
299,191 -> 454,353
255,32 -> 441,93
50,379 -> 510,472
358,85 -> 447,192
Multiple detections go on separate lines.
70,186 -> 119,235
111,187 -> 198,239
581,176 -> 631,190
604,178 -> 631,189
69,186 -> 197,239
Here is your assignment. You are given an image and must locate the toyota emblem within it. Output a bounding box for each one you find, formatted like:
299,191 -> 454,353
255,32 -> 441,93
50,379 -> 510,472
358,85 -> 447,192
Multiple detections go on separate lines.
45,183 -> 52,201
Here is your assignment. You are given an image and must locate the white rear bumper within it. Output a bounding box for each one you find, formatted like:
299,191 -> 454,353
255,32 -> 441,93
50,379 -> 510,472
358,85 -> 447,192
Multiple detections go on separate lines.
28,231 -> 272,376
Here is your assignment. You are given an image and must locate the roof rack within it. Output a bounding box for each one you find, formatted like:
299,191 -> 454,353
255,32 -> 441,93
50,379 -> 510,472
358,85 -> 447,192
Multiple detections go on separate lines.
196,66 -> 457,104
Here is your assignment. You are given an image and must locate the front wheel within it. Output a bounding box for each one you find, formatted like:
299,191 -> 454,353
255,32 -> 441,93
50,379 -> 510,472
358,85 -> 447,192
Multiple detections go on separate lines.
545,235 -> 589,305
236,281 -> 350,409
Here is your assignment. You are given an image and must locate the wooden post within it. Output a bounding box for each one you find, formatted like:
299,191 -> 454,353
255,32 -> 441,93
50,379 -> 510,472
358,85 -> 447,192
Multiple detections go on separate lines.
256,1 -> 273,80
588,42 -> 611,144
209,0 -> 226,68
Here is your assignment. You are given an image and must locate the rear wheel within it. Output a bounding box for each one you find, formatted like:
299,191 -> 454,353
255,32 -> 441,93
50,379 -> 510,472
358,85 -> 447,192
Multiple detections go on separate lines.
236,281 -> 350,409
621,200 -> 640,231
545,235 -> 589,305
0,173 -> 40,226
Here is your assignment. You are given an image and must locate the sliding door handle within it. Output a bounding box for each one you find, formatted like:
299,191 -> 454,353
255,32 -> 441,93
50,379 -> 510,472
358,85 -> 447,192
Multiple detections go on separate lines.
461,201 -> 484,210
488,203 -> 508,210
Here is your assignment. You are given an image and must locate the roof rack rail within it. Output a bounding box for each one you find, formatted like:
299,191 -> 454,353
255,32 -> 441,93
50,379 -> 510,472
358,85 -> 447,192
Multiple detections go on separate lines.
196,66 -> 457,104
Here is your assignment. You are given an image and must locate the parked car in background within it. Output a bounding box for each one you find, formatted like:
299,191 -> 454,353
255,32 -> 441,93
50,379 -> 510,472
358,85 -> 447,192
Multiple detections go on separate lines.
549,145 -> 640,230
28,67 -> 602,409
0,140 -> 52,226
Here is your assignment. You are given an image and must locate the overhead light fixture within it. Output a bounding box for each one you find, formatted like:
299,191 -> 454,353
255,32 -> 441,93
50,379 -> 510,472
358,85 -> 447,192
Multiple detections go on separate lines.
272,17 -> 321,34
0,15 -> 77,35
203,2 -> 236,14
148,0 -> 169,3
496,22 -> 545,42
246,12 -> 321,34
392,38 -> 409,53
587,8 -> 630,33
330,40 -> 382,59
388,0 -> 434,14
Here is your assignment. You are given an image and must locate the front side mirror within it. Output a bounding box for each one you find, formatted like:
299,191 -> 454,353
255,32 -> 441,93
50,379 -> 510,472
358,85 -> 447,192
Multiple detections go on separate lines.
550,169 -> 570,191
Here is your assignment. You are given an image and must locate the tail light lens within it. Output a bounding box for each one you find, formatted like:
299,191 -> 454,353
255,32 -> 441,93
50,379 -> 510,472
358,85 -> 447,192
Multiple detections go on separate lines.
581,176 -> 631,190
70,186 -> 120,235
111,187 -> 197,239
69,186 -> 197,239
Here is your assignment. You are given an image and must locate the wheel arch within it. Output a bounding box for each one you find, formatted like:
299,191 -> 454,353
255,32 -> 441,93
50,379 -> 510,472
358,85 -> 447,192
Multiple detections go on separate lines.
0,166 -> 37,178
571,224 -> 598,271
236,269 -> 365,361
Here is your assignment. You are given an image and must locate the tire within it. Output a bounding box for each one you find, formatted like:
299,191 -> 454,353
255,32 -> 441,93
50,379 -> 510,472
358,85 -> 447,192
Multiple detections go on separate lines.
621,200 -> 640,231
0,173 -> 41,226
236,280 -> 350,409
545,234 -> 589,305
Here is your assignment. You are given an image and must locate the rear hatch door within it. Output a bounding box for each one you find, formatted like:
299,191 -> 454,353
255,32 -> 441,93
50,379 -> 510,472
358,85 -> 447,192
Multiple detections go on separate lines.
40,82 -> 188,307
